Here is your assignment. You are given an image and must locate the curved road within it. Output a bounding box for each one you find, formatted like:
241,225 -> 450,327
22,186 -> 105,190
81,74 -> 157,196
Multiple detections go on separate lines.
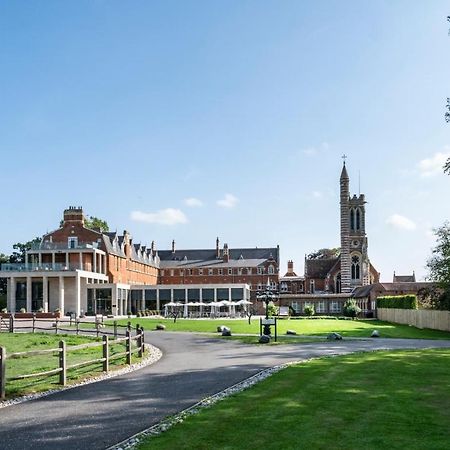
1,333 -> 450,449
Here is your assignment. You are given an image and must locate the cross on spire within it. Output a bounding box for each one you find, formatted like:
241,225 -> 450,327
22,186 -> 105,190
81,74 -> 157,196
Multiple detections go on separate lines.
342,154 -> 347,165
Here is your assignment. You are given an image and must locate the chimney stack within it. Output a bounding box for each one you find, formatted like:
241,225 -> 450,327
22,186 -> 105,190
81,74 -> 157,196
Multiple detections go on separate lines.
172,239 -> 176,253
216,237 -> 220,258
287,260 -> 294,274
63,206 -> 84,226
223,243 -> 229,263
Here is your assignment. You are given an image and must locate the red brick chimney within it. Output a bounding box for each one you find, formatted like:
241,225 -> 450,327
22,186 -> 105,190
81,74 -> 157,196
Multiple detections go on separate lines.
287,260 -> 294,275
223,243 -> 229,263
63,206 -> 84,226
172,239 -> 176,253
216,237 -> 220,258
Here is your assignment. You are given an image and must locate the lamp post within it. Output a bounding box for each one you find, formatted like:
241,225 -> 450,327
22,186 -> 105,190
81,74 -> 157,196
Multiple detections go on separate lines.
256,279 -> 279,336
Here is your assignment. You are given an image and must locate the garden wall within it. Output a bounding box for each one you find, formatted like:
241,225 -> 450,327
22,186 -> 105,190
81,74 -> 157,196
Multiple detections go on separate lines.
377,308 -> 450,332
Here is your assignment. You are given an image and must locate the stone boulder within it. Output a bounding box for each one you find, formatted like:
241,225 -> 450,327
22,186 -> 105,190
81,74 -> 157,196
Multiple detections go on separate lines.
286,330 -> 297,335
371,330 -> 380,338
221,326 -> 231,336
327,332 -> 343,341
156,324 -> 166,330
259,334 -> 271,344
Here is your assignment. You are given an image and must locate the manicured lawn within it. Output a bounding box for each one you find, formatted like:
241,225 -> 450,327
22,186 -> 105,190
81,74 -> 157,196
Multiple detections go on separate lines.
109,317 -> 450,340
138,349 -> 450,450
0,332 -> 142,398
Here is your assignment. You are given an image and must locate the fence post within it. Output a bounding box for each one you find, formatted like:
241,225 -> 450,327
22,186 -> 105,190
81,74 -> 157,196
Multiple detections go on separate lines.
102,335 -> 109,373
140,326 -> 145,356
9,315 -> 14,333
76,319 -> 80,336
59,341 -> 66,386
32,313 -> 36,333
127,321 -> 131,332
135,323 -> 140,338
137,327 -> 143,358
113,320 -> 118,339
126,329 -> 132,365
96,321 -> 100,338
1,346 -> 6,399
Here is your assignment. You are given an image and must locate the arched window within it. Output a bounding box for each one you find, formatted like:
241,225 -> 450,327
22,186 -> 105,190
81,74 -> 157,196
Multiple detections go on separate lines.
310,280 -> 315,294
350,209 -> 355,230
268,265 -> 274,275
335,273 -> 341,293
356,208 -> 361,230
351,255 -> 360,280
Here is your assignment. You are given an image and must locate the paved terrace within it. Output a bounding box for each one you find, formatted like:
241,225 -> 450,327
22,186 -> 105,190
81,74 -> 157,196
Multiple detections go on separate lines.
1,332 -> 450,450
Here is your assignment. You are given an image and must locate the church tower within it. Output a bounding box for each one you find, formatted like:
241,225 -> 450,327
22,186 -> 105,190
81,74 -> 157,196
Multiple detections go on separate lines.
340,160 -> 370,292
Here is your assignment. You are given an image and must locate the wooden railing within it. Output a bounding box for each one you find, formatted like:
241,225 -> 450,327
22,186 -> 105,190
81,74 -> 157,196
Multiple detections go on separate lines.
0,326 -> 145,400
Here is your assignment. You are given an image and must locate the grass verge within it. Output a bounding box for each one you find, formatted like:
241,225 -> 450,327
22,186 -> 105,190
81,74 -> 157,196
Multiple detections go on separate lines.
108,317 -> 450,340
0,332 -> 142,398
138,349 -> 450,450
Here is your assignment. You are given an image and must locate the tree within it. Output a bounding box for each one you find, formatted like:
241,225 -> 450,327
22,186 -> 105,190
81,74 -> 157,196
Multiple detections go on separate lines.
307,248 -> 340,259
423,222 -> 450,310
84,216 -> 109,232
304,305 -> 315,316
10,237 -> 42,263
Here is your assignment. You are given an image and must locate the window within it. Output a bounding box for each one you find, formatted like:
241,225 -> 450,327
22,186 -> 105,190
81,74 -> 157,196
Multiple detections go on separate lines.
228,268 -> 233,275
238,268 -> 243,275
161,270 -> 165,277
257,283 -> 262,291
356,208 -> 361,230
330,301 -> 341,313
351,255 -> 360,280
247,268 -> 252,275
68,237 -> 78,249
268,265 -> 274,275
199,268 -> 203,275
350,208 -> 355,231
335,273 -> 341,293
310,280 -> 315,294
179,270 -> 184,276
316,301 -> 326,313
280,282 -> 288,292
188,269 -> 193,276
218,269 -> 223,275
170,269 -> 174,277
291,301 -> 300,313
257,267 -> 263,275
208,268 -> 213,276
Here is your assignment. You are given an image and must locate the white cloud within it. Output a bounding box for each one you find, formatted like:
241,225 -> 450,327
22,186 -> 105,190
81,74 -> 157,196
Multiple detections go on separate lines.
301,141 -> 329,156
130,209 -> 188,225
386,214 -> 417,231
417,149 -> 450,177
184,197 -> 203,207
217,194 -> 238,209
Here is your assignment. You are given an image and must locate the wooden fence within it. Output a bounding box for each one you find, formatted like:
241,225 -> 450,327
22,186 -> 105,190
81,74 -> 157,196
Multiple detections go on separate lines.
377,308 -> 450,332
0,322 -> 145,400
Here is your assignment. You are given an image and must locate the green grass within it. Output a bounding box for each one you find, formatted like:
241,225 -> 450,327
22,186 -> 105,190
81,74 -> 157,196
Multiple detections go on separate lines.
108,317 -> 450,340
0,332 -> 142,398
138,349 -> 450,450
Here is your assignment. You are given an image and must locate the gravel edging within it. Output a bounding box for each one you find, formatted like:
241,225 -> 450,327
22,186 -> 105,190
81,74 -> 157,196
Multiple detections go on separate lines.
0,343 -> 162,410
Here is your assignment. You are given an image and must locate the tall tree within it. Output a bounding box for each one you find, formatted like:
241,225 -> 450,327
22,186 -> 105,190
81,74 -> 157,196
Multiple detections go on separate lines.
9,237 -> 42,263
307,248 -> 341,259
423,222 -> 450,310
84,216 -> 109,232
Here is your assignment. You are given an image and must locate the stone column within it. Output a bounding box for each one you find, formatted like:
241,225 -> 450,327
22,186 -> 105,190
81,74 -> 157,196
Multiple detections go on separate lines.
8,278 -> 16,313
38,253 -> 42,266
156,288 -> 160,312
65,253 -> 69,269
141,289 -> 145,312
58,276 -> 65,314
52,252 -> 56,267
79,252 -> 83,270
26,276 -> 32,312
99,254 -> 103,274
93,251 -> 97,273
43,276 -> 49,312
75,274 -> 81,317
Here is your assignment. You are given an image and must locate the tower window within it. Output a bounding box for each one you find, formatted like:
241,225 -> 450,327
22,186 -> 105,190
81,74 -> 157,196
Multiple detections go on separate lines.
356,208 -> 361,230
350,209 -> 355,230
351,255 -> 360,280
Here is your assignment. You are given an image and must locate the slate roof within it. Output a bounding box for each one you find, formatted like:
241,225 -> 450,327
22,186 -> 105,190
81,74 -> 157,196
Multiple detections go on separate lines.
393,274 -> 416,283
305,257 -> 339,278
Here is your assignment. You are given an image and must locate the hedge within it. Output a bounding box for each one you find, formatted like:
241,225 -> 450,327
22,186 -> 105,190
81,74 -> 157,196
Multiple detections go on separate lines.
377,295 -> 418,310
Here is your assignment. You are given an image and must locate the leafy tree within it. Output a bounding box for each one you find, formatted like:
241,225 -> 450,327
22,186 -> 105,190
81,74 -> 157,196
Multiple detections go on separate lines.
0,253 -> 9,304
304,305 -> 315,316
343,299 -> 361,318
10,237 -> 41,263
307,248 -> 340,259
84,216 -> 109,232
422,222 -> 450,310
266,302 -> 279,317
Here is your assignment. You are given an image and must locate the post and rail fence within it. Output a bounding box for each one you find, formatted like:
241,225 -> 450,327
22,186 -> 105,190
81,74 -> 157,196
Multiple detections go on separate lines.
0,319 -> 145,400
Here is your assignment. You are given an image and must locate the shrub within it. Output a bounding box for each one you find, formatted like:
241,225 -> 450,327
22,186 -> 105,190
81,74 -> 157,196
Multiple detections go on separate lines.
19,307 -> 26,313
377,295 -> 418,310
304,305 -> 315,316
343,299 -> 361,318
266,302 -> 279,317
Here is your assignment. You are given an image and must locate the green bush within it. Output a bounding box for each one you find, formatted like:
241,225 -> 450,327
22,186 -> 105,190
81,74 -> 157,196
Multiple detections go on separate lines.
343,299 -> 361,318
304,305 -> 315,316
377,295 -> 418,310
266,302 -> 279,317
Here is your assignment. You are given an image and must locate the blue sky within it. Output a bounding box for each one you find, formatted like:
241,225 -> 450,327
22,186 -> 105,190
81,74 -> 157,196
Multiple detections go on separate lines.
0,1 -> 449,280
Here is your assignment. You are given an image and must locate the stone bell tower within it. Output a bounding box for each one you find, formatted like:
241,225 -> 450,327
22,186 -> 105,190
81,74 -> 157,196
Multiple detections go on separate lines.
340,159 -> 370,293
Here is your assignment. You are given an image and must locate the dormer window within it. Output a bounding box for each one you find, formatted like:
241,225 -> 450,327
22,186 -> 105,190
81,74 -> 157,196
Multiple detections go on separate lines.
68,237 -> 78,249
268,265 -> 275,275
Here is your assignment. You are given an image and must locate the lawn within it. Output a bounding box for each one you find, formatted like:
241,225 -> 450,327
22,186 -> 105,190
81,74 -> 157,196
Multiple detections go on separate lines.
0,332 -> 142,398
138,349 -> 450,450
109,317 -> 450,340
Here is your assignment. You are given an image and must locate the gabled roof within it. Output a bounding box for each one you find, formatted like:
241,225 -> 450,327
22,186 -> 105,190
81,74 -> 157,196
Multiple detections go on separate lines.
393,274 -> 416,283
305,257 -> 339,279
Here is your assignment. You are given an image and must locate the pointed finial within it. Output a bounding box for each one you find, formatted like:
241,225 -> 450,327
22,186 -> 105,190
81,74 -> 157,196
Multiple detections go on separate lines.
342,154 -> 347,165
